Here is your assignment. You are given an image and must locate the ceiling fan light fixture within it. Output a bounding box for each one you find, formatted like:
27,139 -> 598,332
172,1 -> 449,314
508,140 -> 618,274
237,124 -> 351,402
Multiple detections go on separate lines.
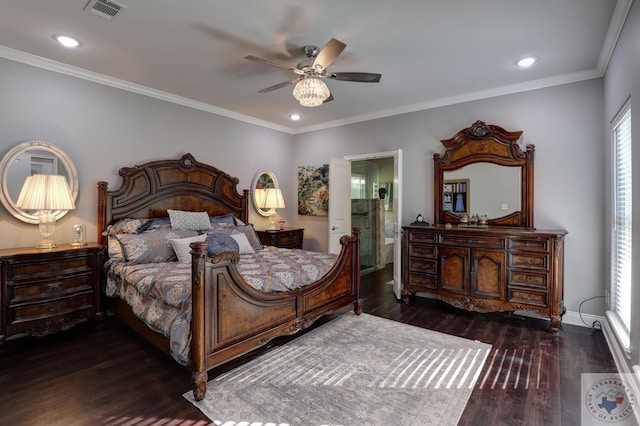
293,76 -> 330,107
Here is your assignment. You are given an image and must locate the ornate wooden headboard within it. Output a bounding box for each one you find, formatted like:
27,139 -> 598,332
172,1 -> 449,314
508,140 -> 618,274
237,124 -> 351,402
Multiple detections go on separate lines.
97,153 -> 249,244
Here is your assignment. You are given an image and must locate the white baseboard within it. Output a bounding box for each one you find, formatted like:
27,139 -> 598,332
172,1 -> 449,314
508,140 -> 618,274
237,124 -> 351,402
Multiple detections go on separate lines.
513,309 -> 605,329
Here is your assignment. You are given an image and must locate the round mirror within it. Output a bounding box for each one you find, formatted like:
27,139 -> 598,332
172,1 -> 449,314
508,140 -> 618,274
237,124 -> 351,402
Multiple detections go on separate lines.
0,141 -> 79,224
251,170 -> 279,216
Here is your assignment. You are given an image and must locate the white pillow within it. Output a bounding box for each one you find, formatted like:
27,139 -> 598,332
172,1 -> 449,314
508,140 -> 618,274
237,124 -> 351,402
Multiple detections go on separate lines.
230,233 -> 255,254
167,209 -> 211,231
170,234 -> 208,263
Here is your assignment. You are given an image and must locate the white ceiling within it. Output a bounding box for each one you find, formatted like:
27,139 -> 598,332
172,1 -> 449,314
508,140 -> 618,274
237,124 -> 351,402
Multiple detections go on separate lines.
0,0 -> 627,134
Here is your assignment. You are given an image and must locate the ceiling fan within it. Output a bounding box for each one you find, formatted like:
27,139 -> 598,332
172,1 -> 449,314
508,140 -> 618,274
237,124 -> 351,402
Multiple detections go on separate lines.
244,38 -> 381,107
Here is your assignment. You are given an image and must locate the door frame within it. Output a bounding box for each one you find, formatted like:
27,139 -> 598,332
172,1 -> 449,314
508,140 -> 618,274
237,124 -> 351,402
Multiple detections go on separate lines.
344,150 -> 403,298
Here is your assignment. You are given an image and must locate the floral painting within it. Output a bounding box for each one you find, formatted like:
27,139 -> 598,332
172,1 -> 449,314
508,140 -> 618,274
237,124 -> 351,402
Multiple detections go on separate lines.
298,164 -> 329,216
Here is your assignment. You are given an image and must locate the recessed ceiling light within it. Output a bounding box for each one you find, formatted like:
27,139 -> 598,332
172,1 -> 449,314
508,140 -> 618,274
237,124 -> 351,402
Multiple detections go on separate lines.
290,114 -> 301,121
54,35 -> 81,48
516,56 -> 537,68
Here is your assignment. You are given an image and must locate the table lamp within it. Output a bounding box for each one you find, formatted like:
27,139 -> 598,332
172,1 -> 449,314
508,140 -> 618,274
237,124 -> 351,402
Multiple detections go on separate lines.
15,174 -> 76,249
261,188 -> 285,230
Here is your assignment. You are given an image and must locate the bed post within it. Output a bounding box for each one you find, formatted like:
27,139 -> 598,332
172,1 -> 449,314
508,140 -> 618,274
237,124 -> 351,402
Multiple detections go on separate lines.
190,241 -> 208,401
352,227 -> 363,315
97,181 -> 108,245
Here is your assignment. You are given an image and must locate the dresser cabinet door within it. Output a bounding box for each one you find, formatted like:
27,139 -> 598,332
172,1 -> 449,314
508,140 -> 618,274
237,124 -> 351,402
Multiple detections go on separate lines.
439,246 -> 468,294
470,249 -> 505,300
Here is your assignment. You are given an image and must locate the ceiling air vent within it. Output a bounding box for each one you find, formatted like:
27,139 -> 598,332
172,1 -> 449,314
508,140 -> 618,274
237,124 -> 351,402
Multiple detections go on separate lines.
83,0 -> 127,20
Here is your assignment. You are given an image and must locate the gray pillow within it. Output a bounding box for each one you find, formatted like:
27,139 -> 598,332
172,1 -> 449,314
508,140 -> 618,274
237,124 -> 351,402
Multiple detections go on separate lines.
206,232 -> 240,256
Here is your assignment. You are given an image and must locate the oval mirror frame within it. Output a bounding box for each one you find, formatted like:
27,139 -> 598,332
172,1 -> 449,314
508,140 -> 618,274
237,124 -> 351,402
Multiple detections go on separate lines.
0,141 -> 79,224
251,170 -> 279,217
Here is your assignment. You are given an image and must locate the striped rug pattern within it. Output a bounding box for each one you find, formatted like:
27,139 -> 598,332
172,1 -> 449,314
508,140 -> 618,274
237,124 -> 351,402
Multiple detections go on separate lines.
186,312 -> 492,426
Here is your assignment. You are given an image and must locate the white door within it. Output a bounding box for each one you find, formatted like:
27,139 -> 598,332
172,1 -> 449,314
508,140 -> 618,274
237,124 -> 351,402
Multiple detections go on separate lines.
392,149 -> 403,299
328,157 -> 351,254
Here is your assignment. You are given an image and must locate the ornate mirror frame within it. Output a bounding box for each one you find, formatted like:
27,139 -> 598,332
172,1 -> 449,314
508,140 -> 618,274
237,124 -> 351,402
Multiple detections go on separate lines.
434,120 -> 535,228
251,169 -> 280,216
0,141 -> 79,224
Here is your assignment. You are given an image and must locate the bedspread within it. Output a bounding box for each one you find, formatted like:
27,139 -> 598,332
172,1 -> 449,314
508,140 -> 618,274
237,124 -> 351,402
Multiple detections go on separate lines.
104,246 -> 338,365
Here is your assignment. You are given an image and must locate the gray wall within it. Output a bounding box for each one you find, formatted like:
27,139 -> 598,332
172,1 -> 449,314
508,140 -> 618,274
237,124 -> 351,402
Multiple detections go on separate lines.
0,58 -> 294,248
0,53 -> 608,320
603,0 -> 640,370
293,79 -> 606,317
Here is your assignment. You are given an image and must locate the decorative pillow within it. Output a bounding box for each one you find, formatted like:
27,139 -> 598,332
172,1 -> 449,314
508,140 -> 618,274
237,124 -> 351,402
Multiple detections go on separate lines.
146,217 -> 172,230
205,232 -> 240,256
170,234 -> 208,263
210,213 -> 238,225
230,233 -> 255,254
107,235 -> 124,261
206,224 -> 263,251
236,224 -> 263,250
116,228 -> 198,264
167,209 -> 211,231
105,218 -> 153,236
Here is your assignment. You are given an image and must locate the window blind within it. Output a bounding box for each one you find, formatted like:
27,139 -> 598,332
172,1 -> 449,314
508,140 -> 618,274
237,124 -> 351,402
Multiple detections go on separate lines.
612,106 -> 632,334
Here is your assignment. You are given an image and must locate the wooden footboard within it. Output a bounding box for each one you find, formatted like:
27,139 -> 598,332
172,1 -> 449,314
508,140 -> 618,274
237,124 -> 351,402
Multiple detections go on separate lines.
189,228 -> 361,401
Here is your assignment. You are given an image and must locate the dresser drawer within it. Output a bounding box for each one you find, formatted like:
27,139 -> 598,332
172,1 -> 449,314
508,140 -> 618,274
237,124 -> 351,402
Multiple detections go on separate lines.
5,254 -> 93,283
407,273 -> 437,289
508,288 -> 548,307
508,237 -> 550,252
408,258 -> 437,275
509,270 -> 548,288
9,275 -> 93,303
408,230 -> 437,244
408,243 -> 437,259
509,253 -> 549,270
439,234 -> 505,249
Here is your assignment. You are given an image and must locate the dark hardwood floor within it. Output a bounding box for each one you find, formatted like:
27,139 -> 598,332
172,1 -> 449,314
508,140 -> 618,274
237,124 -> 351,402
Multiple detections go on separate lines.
0,265 -> 615,425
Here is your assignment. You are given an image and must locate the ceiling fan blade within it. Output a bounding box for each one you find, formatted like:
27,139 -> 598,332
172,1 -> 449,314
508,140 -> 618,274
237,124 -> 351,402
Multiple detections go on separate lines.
244,55 -> 296,71
327,72 -> 382,83
258,78 -> 301,93
313,38 -> 346,69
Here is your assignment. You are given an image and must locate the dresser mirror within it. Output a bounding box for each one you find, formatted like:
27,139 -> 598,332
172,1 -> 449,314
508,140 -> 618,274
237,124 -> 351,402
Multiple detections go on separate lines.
0,141 -> 79,224
434,120 -> 534,227
251,169 -> 280,216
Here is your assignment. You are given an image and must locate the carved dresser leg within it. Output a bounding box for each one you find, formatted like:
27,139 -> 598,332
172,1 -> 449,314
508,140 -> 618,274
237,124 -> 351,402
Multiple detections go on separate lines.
95,312 -> 105,331
0,335 -> 4,355
192,370 -> 208,401
550,316 -> 562,333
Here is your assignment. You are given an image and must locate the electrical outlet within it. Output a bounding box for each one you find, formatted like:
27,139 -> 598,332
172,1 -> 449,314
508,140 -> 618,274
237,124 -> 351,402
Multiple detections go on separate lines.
605,289 -> 610,306
501,203 -> 509,210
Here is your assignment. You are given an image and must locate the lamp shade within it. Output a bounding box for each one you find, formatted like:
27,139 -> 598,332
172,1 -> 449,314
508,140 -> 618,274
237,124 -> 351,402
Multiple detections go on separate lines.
261,188 -> 285,210
292,76 -> 330,107
16,174 -> 76,211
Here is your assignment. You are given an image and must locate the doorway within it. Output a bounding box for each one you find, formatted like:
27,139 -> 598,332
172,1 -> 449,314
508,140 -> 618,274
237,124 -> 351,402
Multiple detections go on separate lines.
350,158 -> 394,274
340,150 -> 403,299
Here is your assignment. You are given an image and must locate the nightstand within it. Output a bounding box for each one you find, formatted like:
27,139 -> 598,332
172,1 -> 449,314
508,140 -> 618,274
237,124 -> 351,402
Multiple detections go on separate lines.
257,228 -> 304,249
0,243 -> 105,353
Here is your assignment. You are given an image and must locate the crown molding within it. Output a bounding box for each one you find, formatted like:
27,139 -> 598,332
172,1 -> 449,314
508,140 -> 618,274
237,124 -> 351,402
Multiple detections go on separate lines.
0,45 -> 295,135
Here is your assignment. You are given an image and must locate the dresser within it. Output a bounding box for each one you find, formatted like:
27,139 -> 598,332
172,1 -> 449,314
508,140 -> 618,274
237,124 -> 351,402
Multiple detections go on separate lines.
402,225 -> 567,332
256,227 -> 304,249
0,243 -> 105,352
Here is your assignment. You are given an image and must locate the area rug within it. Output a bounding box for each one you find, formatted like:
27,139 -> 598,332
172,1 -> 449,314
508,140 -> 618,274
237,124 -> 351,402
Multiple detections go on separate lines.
184,312 -> 491,426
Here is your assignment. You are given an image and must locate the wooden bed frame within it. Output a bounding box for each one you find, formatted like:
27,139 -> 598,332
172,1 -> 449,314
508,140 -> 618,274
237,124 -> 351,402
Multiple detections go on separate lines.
97,153 -> 362,401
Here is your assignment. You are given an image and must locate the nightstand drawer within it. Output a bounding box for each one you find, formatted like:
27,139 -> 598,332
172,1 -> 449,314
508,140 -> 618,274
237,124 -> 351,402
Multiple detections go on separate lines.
257,228 -> 304,249
8,292 -> 95,334
9,275 -> 93,303
5,254 -> 93,283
